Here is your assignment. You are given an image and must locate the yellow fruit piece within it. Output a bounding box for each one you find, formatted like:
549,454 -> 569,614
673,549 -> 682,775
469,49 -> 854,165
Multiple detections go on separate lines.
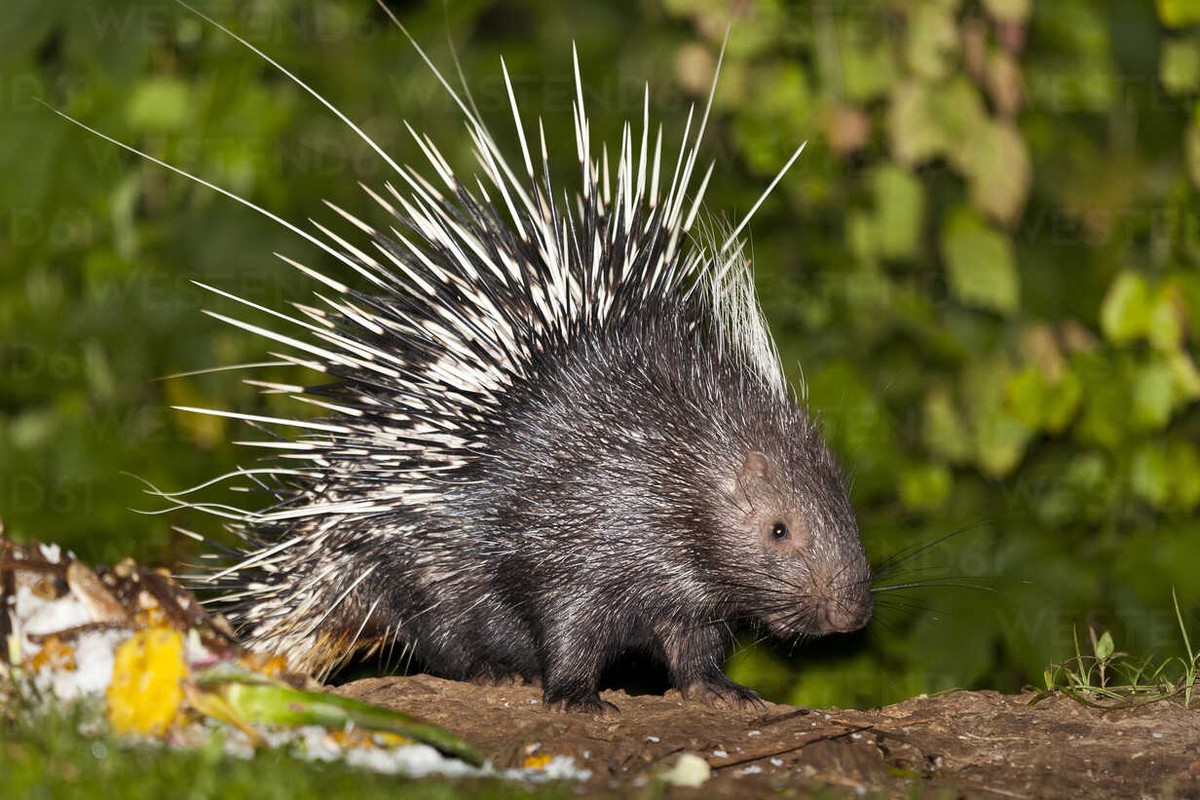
30,635 -> 76,672
523,753 -> 553,769
237,651 -> 289,676
371,731 -> 411,748
105,628 -> 186,737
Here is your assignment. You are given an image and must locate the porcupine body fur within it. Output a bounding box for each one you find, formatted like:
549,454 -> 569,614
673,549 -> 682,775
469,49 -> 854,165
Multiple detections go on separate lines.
129,8 -> 873,711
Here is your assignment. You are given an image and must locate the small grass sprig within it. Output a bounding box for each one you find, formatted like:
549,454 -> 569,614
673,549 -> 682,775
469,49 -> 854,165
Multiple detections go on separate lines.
1033,589 -> 1199,709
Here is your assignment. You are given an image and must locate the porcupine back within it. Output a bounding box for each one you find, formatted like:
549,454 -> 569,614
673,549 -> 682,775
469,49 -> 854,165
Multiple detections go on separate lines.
76,6 -> 872,707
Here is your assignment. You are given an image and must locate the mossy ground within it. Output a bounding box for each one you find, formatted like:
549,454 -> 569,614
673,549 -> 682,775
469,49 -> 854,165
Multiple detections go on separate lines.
0,706 -> 569,800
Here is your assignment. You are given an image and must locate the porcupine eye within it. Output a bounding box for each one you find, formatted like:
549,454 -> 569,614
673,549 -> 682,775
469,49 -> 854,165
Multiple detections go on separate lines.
770,521 -> 790,541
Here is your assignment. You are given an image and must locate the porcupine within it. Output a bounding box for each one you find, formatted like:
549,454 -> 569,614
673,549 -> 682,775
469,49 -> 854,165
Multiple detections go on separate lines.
75,6 -> 873,712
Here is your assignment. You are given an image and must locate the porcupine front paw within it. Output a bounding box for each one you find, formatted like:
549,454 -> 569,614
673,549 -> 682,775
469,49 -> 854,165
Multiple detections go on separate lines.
543,687 -> 618,714
681,675 -> 765,710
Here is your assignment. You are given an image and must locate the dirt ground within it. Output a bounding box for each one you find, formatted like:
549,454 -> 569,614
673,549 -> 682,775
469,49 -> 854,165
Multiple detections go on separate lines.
338,675 -> 1200,798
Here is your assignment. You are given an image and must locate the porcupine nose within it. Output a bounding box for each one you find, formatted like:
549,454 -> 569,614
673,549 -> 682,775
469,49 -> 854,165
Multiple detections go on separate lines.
818,592 -> 872,633
813,523 -> 873,633
815,560 -> 873,634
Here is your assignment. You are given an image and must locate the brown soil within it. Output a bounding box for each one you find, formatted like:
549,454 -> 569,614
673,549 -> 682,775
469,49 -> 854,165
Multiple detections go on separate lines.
338,676 -> 1200,798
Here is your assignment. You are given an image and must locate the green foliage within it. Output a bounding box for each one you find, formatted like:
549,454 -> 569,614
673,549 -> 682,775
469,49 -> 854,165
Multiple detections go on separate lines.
0,0 -> 1198,709
1036,588 -> 1199,707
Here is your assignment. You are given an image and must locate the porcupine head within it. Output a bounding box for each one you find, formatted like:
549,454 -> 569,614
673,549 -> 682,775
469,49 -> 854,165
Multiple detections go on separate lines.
102,8 -> 874,714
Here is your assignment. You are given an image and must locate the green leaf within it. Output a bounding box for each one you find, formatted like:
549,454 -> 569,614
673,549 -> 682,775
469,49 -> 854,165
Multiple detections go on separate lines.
962,357 -> 1032,477
1044,371 -> 1084,433
1170,441 -> 1200,509
1161,37 -> 1200,95
126,78 -> 192,133
924,387 -> 972,463
1006,368 -> 1045,428
1099,271 -> 1152,344
933,77 -> 991,149
1131,441 -> 1171,506
906,3 -> 959,80
873,165 -> 925,261
940,207 -> 1020,315
975,406 -> 1031,477
1169,351 -> 1200,400
959,121 -> 1031,225
1159,0 -> 1200,28
1094,630 -> 1114,661
899,463 -> 952,512
194,668 -> 484,766
1006,367 -> 1083,433
1149,286 -> 1186,351
1131,361 -> 1176,431
890,78 -> 988,168
982,0 -> 1031,22
889,82 -> 946,165
1074,355 -> 1132,449
841,40 -> 895,103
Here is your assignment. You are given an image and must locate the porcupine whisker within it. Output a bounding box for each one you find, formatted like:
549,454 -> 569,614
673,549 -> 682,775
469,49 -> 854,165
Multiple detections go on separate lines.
871,595 -> 936,615
870,521 -> 991,580
871,554 -> 997,595
872,580 -> 998,593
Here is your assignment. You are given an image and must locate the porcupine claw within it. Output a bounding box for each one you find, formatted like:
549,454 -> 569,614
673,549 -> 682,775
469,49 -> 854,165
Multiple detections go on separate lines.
681,677 -> 766,711
545,694 -> 620,715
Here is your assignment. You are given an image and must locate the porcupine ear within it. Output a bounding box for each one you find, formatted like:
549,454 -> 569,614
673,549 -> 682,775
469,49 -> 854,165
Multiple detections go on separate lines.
736,451 -> 773,503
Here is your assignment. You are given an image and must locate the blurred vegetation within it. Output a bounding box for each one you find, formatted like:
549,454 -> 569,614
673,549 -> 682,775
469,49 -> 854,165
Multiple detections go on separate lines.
1,0 -> 1198,708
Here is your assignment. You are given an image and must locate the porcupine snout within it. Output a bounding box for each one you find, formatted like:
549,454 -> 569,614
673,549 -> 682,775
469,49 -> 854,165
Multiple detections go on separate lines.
814,580 -> 871,633
810,531 -> 872,635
